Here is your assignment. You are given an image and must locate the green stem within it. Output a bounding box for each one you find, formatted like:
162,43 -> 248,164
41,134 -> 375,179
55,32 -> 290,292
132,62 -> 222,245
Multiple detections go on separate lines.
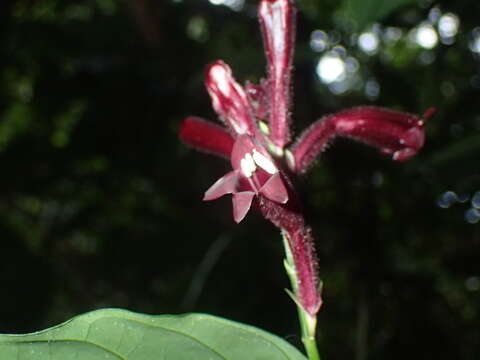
297,306 -> 320,360
282,235 -> 321,360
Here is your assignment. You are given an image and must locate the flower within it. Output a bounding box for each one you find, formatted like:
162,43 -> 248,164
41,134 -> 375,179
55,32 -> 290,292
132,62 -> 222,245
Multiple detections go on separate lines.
288,106 -> 435,173
179,0 -> 433,317
181,60 -> 290,223
203,133 -> 288,223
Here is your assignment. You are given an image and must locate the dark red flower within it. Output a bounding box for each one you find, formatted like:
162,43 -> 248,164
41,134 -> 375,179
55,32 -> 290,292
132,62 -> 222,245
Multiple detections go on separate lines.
179,0 -> 433,317
180,60 -> 290,223
203,134 -> 288,223
288,106 -> 435,174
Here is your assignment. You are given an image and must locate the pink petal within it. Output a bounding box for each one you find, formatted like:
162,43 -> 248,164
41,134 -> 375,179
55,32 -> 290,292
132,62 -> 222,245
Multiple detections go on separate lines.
180,117 -> 235,159
393,147 -> 417,162
205,61 -> 256,136
259,172 -> 288,204
204,171 -> 239,201
232,191 -> 255,223
230,135 -> 257,170
259,0 -> 296,150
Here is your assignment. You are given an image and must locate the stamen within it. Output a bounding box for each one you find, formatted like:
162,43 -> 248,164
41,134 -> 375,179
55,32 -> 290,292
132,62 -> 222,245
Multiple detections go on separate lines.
259,121 -> 270,135
267,141 -> 284,157
284,149 -> 295,171
252,149 -> 278,174
241,153 -> 257,177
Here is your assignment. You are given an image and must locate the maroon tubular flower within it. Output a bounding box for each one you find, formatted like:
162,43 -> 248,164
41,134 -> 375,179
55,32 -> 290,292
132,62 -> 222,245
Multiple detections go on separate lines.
259,0 -> 296,152
180,117 -> 234,159
204,61 -> 257,137
288,107 -> 436,174
179,0 -> 432,317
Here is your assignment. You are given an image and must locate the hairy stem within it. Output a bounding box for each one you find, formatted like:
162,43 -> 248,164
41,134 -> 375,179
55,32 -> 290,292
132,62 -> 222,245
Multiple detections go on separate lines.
283,235 -> 321,360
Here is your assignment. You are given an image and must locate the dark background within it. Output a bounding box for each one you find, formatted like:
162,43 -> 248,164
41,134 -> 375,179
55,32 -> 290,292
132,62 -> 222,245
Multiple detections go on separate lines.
0,0 -> 479,359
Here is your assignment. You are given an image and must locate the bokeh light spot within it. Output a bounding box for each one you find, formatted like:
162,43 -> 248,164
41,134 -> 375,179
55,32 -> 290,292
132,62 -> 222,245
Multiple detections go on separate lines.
310,30 -> 328,52
438,13 -> 459,38
358,32 -> 379,54
316,53 -> 346,84
437,191 -> 458,208
465,208 -> 480,224
415,23 -> 438,49
208,0 -> 244,11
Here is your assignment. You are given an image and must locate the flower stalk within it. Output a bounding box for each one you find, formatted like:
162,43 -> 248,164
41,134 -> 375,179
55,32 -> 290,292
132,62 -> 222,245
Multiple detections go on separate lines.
283,234 -> 321,360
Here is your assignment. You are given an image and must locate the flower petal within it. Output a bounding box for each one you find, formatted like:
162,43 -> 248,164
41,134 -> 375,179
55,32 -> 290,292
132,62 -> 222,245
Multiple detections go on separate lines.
230,134 -> 257,171
232,191 -> 255,223
204,171 -> 239,201
259,172 -> 288,204
180,117 -> 235,158
205,61 -> 256,136
259,0 -> 296,150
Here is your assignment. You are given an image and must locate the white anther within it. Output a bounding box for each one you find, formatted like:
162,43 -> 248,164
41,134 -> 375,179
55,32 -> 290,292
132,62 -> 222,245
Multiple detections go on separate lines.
240,153 -> 257,177
258,121 -> 270,135
284,149 -> 295,171
252,150 -> 278,174
267,141 -> 284,157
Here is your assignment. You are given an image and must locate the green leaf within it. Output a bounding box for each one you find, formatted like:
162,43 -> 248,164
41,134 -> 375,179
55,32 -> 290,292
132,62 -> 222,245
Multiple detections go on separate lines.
339,0 -> 419,31
0,309 -> 307,360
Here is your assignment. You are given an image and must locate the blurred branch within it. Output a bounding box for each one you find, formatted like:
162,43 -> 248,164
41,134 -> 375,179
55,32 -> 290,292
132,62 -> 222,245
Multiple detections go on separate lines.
180,234 -> 232,310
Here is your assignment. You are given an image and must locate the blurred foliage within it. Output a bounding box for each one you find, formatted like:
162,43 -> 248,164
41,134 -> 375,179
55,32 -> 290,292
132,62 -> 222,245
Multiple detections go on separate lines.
337,0 -> 418,31
0,0 -> 479,359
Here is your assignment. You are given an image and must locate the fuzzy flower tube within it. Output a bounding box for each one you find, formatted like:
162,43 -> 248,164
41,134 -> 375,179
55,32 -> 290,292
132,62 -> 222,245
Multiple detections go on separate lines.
179,0 -> 433,358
